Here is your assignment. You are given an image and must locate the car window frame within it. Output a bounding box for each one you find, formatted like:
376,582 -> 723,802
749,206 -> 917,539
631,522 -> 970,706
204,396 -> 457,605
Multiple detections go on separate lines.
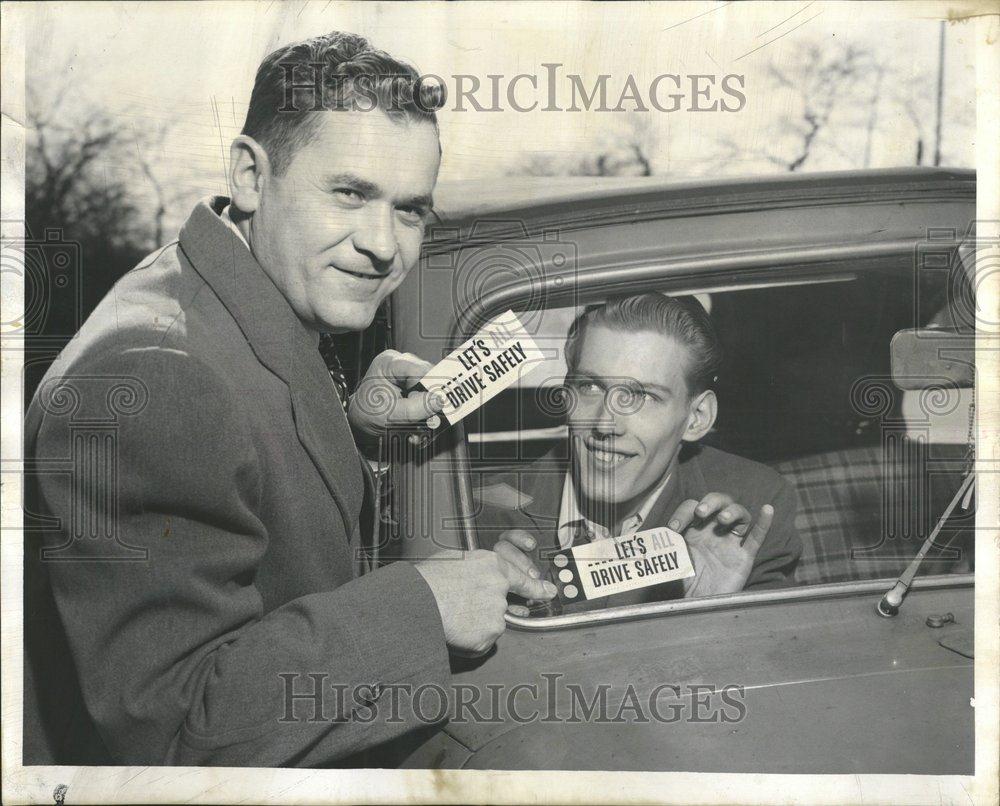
436,241 -> 975,630
504,574 -> 974,630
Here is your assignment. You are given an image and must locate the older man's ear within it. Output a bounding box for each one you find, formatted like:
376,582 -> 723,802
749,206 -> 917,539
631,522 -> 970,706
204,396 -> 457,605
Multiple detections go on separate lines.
682,389 -> 718,443
228,135 -> 270,215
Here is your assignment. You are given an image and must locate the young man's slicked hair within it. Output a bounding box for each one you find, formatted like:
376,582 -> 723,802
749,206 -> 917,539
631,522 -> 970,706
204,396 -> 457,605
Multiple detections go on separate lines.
564,293 -> 723,397
242,31 -> 444,175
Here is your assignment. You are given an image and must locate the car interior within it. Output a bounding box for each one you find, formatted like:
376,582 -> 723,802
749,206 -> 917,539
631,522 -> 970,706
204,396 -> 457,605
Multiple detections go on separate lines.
460,265 -> 975,593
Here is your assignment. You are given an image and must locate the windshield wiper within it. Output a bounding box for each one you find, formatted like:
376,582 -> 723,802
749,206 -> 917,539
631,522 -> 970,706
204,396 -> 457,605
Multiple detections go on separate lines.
876,470 -> 975,617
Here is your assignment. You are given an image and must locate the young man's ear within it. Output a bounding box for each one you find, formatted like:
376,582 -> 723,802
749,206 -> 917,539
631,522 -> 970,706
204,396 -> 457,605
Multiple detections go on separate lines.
228,135 -> 271,215
682,389 -> 717,443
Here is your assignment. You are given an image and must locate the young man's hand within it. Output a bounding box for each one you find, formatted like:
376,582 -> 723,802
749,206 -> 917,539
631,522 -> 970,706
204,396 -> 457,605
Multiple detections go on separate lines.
668,493 -> 774,598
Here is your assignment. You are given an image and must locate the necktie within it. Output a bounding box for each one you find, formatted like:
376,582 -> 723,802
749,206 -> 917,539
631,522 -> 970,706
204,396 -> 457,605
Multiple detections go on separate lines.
318,333 -> 350,411
572,520 -> 594,546
620,513 -> 644,537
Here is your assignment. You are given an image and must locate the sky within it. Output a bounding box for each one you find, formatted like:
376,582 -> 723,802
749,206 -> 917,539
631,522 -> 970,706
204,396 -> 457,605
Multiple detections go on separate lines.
23,0 -> 980,238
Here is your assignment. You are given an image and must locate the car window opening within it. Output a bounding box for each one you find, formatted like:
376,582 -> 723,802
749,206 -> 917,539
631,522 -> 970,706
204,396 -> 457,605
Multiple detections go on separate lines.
460,265 -> 975,626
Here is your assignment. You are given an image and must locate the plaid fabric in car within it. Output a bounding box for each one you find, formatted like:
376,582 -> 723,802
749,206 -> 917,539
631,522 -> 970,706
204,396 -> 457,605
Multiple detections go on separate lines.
775,444 -> 969,585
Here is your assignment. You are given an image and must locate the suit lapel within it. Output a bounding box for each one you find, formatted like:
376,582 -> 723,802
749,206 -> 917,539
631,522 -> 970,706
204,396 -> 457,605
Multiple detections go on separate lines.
288,380 -> 366,541
355,457 -> 378,575
643,480 -> 683,533
178,198 -> 364,540
644,446 -> 710,530
520,456 -> 566,552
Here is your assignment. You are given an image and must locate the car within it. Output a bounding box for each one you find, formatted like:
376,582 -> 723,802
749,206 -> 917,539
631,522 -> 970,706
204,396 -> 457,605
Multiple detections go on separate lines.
364,167 -> 977,772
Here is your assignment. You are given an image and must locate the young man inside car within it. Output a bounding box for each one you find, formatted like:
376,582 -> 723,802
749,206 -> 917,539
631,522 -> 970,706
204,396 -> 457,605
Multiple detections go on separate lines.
474,293 -> 803,613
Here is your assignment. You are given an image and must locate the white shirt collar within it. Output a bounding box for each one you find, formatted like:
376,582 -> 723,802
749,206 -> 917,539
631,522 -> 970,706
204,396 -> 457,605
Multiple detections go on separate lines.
221,204 -> 250,249
556,471 -> 672,549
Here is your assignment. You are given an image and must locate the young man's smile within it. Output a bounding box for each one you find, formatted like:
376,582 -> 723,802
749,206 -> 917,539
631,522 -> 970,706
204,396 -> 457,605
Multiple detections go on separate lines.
567,324 -> 708,519
582,436 -> 639,469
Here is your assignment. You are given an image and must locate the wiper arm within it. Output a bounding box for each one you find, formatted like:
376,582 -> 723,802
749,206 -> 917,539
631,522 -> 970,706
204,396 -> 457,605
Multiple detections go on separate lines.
876,470 -> 975,617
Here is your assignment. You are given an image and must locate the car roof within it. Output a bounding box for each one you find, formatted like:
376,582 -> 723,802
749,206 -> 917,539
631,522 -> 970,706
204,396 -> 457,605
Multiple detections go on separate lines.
398,165 -> 976,382
430,167 -> 975,226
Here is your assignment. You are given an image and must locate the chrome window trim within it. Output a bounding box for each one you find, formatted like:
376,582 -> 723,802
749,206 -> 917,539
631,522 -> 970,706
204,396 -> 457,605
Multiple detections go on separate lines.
504,573 -> 974,631
454,240 -> 917,337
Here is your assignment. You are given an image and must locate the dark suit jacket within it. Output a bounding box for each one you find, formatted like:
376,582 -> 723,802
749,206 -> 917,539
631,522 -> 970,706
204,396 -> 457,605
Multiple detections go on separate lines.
23,198 -> 450,766
474,444 -> 802,610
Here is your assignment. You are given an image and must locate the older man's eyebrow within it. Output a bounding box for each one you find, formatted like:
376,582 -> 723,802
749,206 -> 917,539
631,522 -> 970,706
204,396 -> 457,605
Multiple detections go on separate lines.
326,173 -> 381,197
566,370 -> 603,385
326,173 -> 433,210
398,192 -> 434,210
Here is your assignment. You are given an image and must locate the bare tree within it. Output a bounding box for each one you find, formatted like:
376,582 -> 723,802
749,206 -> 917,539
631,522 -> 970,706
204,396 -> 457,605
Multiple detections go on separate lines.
593,115 -> 655,176
128,119 -> 188,246
24,71 -> 161,399
887,59 -> 972,168
862,65 -> 886,168
763,42 -> 874,172
514,152 -> 586,177
709,41 -> 876,174
26,84 -> 152,251
711,35 -> 973,175
512,114 -> 656,177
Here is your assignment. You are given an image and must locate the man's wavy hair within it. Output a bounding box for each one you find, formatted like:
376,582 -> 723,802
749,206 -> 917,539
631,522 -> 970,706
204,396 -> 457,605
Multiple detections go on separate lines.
564,293 -> 723,397
242,31 -> 444,175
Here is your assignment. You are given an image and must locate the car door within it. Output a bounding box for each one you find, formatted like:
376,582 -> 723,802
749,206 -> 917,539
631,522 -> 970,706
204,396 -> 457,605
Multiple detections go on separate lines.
383,169 -> 976,772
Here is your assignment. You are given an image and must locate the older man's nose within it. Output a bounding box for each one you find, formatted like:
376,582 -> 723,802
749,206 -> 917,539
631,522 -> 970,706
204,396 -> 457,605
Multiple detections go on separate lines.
353,207 -> 398,270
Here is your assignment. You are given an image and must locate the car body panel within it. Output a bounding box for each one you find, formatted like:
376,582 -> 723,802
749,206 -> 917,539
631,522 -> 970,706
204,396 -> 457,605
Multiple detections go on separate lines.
464,666 -> 972,773
399,581 -> 973,772
427,168 -> 975,251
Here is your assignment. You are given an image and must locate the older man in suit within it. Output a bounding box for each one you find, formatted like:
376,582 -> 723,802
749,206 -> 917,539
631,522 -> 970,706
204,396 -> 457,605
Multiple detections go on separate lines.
474,294 -> 802,612
23,31 -> 553,767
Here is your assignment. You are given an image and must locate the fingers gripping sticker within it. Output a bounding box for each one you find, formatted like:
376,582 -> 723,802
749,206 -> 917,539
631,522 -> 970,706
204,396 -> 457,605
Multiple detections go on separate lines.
419,310 -> 545,426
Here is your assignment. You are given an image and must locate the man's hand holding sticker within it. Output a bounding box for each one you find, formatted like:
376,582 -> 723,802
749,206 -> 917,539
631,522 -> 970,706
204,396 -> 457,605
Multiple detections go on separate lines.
415,542 -> 555,655
348,350 -> 446,451
492,529 -> 547,618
